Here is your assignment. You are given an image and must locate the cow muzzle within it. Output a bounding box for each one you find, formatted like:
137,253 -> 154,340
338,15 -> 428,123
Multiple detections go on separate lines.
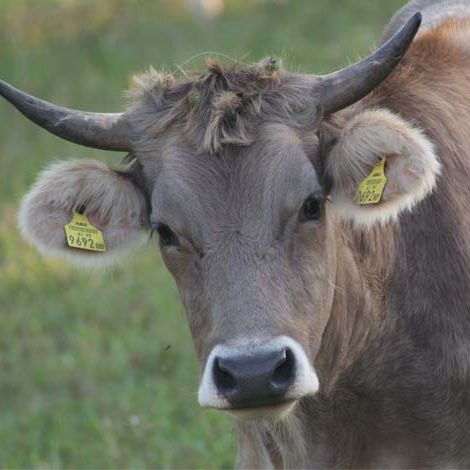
198,336 -> 319,420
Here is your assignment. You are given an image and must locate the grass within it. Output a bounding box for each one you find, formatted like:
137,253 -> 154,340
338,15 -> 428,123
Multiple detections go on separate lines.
0,0 -> 406,467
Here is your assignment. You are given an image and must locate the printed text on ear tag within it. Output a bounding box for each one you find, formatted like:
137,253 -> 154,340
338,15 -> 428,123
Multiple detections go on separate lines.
354,158 -> 387,205
64,211 -> 106,252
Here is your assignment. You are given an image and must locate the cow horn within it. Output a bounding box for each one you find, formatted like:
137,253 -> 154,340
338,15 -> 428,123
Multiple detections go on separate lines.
319,12 -> 422,115
0,79 -> 132,151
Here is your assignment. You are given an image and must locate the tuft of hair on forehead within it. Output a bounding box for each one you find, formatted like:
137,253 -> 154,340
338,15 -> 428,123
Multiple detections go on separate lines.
127,57 -> 318,154
127,67 -> 176,107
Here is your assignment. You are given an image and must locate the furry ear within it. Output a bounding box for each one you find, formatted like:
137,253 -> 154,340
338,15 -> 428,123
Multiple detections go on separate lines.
18,159 -> 149,268
326,109 -> 441,226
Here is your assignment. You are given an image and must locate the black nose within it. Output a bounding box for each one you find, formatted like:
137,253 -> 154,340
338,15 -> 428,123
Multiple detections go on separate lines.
213,348 -> 296,408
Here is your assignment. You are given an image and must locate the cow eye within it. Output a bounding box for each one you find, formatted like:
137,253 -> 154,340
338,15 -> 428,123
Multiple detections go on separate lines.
155,223 -> 179,247
299,193 -> 323,222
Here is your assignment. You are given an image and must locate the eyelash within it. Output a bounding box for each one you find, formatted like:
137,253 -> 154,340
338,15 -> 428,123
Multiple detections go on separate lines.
151,223 -> 179,247
299,193 -> 324,223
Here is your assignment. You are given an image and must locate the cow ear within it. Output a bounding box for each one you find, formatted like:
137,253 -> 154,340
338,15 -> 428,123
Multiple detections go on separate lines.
326,109 -> 441,226
18,159 -> 149,269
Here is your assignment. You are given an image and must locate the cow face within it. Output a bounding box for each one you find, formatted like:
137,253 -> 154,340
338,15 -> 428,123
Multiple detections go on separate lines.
137,100 -> 439,418
147,122 -> 331,417
3,13 -> 437,420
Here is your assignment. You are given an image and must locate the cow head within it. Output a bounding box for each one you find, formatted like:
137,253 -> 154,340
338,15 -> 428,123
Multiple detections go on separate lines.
1,13 -> 439,420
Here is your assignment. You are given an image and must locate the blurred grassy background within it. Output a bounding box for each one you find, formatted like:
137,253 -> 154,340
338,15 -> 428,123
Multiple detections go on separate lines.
0,0 -> 406,467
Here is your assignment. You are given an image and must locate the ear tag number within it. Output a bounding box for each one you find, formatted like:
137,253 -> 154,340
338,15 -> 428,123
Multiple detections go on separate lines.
354,158 -> 387,205
64,211 -> 106,252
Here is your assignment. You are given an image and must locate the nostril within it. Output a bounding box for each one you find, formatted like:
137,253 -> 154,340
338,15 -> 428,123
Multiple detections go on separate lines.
271,348 -> 295,390
213,358 -> 237,395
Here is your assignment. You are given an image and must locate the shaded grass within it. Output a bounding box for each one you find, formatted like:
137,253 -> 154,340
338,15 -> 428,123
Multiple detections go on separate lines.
0,0 -> 405,467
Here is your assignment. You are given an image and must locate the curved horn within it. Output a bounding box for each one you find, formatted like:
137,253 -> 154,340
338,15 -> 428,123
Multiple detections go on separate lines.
0,79 -> 132,151
319,12 -> 422,115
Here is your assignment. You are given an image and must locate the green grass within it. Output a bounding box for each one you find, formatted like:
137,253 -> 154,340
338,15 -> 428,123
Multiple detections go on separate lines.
0,0 -> 406,467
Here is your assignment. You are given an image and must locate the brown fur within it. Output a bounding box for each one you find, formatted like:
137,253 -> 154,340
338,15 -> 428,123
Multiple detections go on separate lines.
287,12 -> 470,468
199,9 -> 470,469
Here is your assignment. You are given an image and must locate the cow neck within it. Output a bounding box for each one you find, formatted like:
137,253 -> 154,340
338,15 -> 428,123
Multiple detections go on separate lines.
314,219 -> 394,394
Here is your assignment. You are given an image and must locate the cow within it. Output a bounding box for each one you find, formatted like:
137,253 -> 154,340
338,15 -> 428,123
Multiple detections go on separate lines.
2,0 -> 470,467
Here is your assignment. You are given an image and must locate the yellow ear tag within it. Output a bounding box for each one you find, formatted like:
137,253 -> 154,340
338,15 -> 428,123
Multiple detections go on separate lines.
354,158 -> 387,205
64,211 -> 106,252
